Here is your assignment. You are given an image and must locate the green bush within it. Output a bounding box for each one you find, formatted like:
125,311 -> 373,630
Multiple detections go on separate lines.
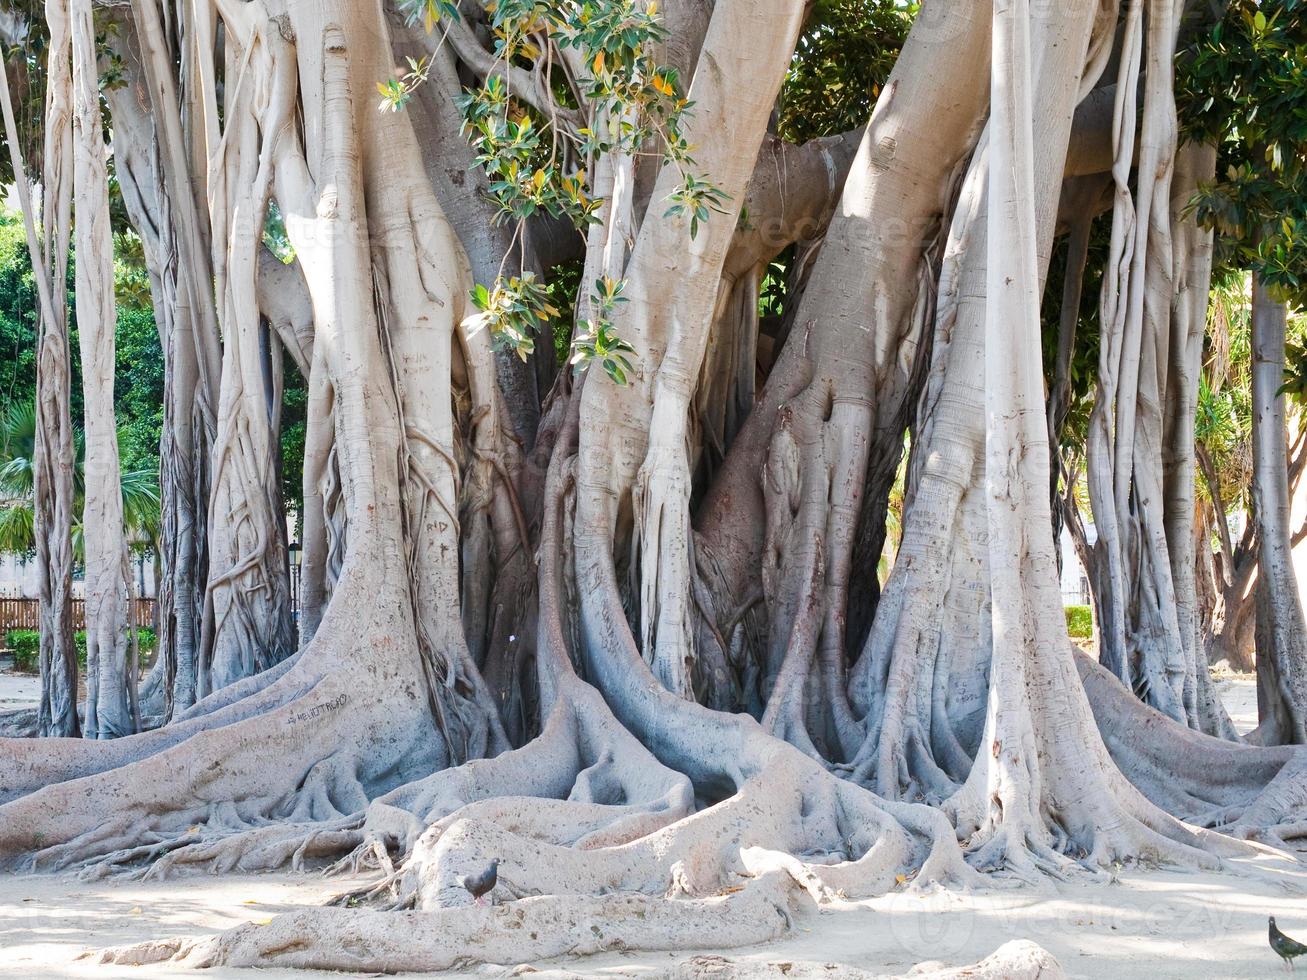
5,629 -> 39,672
75,629 -> 155,668
5,627 -> 154,673
1065,605 -> 1093,639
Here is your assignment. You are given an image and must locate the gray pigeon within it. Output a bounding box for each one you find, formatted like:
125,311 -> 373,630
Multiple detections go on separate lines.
457,859 -> 498,907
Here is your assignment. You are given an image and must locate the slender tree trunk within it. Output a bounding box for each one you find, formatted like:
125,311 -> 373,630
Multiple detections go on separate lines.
0,1 -> 78,736
1250,273 -> 1307,744
1163,142 -> 1233,738
71,0 -> 137,738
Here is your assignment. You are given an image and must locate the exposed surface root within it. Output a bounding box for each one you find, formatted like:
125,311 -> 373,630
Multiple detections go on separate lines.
0,567 -> 444,876
0,707 -> 37,739
0,600 -> 348,806
668,941 -> 1065,979
95,871 -> 803,971
1077,651 -> 1307,840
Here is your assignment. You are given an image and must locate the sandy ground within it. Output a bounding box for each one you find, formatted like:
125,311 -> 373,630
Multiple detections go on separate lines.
0,663 -> 40,713
4,858 -> 1307,979
0,668 -> 1298,979
1216,675 -> 1259,736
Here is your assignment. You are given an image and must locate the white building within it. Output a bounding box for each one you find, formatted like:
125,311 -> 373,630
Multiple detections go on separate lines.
0,552 -> 157,599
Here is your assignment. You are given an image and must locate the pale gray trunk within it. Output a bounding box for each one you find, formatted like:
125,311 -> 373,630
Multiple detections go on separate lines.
126,0 -> 222,715
1162,142 -> 1234,738
1250,275 -> 1307,745
72,0 -> 137,738
0,0 -> 78,736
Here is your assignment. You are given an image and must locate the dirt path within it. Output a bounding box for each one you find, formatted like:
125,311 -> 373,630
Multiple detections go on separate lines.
0,664 -> 40,713
1216,676 -> 1259,736
2,857 -> 1306,979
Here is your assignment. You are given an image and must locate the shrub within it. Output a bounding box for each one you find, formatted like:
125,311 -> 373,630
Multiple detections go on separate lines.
4,627 -> 154,673
1065,604 -> 1094,639
5,629 -> 40,672
75,629 -> 154,668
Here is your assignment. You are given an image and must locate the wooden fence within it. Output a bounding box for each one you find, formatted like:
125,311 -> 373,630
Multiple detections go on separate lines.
0,598 -> 155,633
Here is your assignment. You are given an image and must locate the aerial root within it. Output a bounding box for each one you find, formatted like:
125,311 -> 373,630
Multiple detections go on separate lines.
94,871 -> 805,972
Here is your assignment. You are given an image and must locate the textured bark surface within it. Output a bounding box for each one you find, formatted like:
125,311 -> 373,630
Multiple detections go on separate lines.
0,0 -> 79,737
1250,276 -> 1307,745
123,0 -> 222,718
71,0 -> 136,738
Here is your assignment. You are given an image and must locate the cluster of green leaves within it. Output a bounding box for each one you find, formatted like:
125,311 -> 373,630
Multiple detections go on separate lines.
1191,272 -> 1307,529
467,273 -> 560,359
0,209 -> 161,557
663,173 -> 729,240
113,234 -> 163,476
382,1 -> 723,381
777,0 -> 912,143
0,209 -> 38,421
460,83 -> 602,228
0,399 -> 161,557
1178,0 -> 1307,305
3,628 -> 38,672
571,275 -> 635,384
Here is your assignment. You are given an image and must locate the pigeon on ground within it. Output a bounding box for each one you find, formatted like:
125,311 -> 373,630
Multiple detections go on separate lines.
457,859 -> 499,907
1271,916 -> 1307,972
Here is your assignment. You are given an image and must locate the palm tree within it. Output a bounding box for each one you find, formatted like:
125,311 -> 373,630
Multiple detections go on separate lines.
0,400 -> 160,557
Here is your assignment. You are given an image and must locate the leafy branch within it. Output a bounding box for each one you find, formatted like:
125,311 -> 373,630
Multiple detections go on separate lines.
377,1 -> 731,382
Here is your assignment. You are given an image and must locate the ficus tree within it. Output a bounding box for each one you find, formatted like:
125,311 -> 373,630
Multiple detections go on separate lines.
0,0 -> 1304,972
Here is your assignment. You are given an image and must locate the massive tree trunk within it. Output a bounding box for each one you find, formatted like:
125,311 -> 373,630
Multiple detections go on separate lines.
6,0 -> 1307,972
71,0 -> 138,738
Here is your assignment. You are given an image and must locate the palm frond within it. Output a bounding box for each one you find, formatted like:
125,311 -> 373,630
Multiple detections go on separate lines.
120,468 -> 161,546
0,504 -> 35,555
0,401 -> 36,497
